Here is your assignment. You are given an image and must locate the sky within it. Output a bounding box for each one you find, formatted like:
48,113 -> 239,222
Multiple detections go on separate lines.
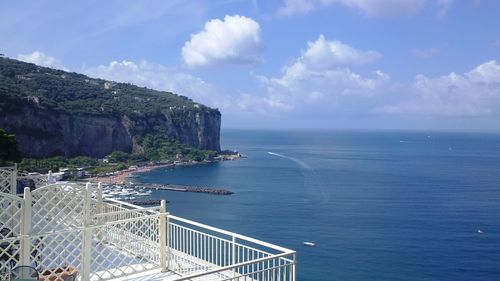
1,0 -> 500,131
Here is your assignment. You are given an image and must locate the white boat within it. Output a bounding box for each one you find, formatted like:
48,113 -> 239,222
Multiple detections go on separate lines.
303,242 -> 315,247
137,190 -> 152,196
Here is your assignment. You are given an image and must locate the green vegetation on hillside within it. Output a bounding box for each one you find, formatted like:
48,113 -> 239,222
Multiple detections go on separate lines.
0,57 -> 217,118
138,134 -> 216,162
0,57 -> 225,173
20,135 -> 217,174
0,128 -> 21,165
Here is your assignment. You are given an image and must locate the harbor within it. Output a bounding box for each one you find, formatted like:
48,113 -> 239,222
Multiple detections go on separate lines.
138,183 -> 234,195
99,183 -> 233,204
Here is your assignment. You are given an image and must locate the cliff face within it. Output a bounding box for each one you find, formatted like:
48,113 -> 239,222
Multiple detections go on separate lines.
0,102 -> 220,158
128,109 -> 221,153
0,57 -> 221,158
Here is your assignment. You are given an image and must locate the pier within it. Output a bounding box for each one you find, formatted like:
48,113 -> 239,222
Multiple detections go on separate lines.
135,183 -> 234,195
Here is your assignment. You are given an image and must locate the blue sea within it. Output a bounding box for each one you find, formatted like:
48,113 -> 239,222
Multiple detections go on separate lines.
136,130 -> 500,281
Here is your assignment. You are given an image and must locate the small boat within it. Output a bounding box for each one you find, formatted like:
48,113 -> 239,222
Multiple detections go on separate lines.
478,229 -> 483,234
303,242 -> 315,247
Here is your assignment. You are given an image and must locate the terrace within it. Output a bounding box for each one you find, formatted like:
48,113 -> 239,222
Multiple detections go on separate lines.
0,165 -> 296,281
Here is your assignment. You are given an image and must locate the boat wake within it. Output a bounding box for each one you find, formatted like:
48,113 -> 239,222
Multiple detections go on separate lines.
268,152 -> 311,170
268,151 -> 329,203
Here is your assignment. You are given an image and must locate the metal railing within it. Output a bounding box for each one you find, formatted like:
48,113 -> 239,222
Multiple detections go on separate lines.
167,215 -> 296,281
0,173 -> 296,281
0,165 -> 17,194
0,164 -> 48,195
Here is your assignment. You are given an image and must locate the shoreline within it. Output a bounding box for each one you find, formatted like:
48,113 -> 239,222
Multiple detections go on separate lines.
88,154 -> 241,186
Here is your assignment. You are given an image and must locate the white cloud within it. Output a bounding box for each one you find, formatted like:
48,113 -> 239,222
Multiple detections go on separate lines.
375,60 -> 500,116
303,35 -> 381,69
276,0 -> 453,18
466,60 -> 500,83
250,35 -> 389,113
85,60 -> 217,104
410,48 -> 440,59
181,15 -> 262,67
276,0 -> 425,17
84,60 -> 282,118
17,51 -> 67,70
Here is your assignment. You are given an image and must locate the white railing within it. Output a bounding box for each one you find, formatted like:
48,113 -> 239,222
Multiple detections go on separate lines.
0,179 -> 296,281
0,183 -> 164,281
167,216 -> 296,281
0,165 -> 48,195
0,165 -> 17,194
18,172 -> 47,189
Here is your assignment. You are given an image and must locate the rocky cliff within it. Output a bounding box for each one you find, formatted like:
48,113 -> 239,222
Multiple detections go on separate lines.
0,57 -> 220,158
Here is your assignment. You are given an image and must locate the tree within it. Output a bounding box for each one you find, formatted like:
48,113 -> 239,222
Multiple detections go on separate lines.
0,129 -> 21,165
108,151 -> 130,163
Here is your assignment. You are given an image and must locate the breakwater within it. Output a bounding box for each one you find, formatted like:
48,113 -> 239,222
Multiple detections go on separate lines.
126,199 -> 170,206
135,183 -> 234,195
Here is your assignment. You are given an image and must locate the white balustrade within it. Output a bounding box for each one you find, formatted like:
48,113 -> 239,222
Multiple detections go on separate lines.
0,175 -> 296,281
0,165 -> 17,194
167,216 -> 296,281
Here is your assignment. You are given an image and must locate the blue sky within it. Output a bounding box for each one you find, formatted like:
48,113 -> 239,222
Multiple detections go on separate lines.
1,0 -> 500,131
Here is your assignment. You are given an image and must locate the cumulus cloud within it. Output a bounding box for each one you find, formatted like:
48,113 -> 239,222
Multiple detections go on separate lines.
303,35 -> 381,69
181,15 -> 262,67
85,60 -> 218,104
84,60 -> 286,119
374,60 -> 500,116
276,0 -> 453,18
251,35 -> 389,114
17,51 -> 67,70
466,60 -> 500,83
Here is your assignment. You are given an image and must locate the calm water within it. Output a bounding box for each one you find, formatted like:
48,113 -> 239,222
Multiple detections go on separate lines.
136,130 -> 500,281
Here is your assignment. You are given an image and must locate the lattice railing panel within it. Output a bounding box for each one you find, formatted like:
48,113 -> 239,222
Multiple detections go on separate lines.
95,203 -> 160,225
18,172 -> 47,189
0,237 -> 21,279
31,230 -> 81,281
0,193 -> 23,238
32,184 -> 86,234
91,216 -> 160,280
0,166 -> 16,194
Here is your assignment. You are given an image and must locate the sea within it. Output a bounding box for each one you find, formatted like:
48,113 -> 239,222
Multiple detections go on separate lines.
135,130 -> 500,281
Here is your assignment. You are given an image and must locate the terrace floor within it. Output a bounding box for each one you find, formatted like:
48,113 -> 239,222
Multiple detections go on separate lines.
106,269 -> 178,281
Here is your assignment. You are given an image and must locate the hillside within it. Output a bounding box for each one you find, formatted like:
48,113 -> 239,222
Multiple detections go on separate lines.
0,57 -> 221,158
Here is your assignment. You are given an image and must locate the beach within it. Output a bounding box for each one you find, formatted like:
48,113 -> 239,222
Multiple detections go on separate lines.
88,164 -> 175,185
88,154 -> 241,185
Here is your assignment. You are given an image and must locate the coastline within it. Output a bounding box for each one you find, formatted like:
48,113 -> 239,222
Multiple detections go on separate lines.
88,154 -> 241,186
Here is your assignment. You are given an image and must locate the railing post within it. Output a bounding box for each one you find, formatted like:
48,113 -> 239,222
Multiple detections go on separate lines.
292,253 -> 296,281
166,210 -> 171,271
96,182 -> 103,241
159,200 -> 167,272
232,236 -> 236,278
20,187 -> 32,266
81,183 -> 93,280
11,163 -> 17,194
96,182 -> 103,214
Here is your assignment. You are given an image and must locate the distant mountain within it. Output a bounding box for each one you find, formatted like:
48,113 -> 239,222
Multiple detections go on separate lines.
0,57 -> 220,158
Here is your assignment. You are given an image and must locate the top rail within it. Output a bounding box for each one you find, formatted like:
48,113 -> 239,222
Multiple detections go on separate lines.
103,197 -> 146,209
169,215 -> 295,254
172,251 -> 295,281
